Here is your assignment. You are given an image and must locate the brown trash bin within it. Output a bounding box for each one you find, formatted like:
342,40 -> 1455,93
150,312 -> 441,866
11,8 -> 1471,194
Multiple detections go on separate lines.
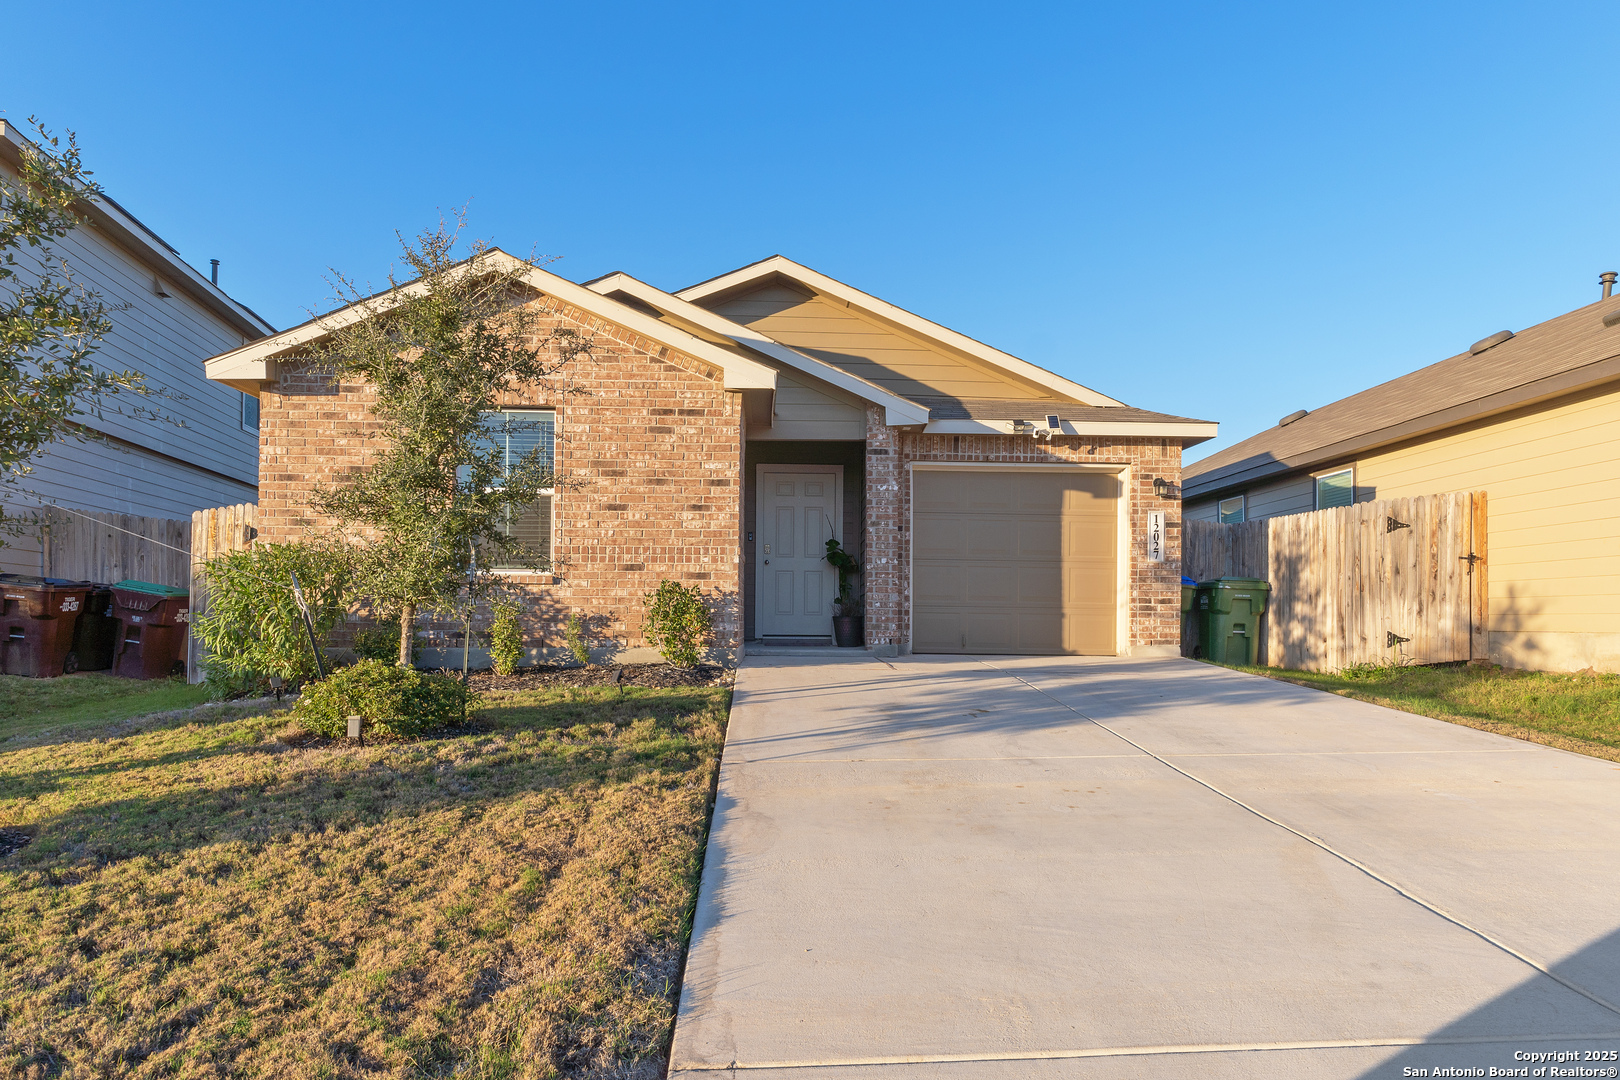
0,575 -> 93,678
110,580 -> 191,680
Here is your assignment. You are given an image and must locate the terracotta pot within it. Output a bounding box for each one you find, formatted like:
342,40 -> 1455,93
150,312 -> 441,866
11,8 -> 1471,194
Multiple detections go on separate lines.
832,615 -> 865,648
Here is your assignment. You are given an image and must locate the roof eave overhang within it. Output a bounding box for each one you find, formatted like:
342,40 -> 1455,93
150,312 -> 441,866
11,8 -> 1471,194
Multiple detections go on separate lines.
925,418 -> 1218,445
1182,352 -> 1620,500
586,271 -> 931,426
0,121 -> 275,341
673,255 -> 1126,408
203,252 -> 779,395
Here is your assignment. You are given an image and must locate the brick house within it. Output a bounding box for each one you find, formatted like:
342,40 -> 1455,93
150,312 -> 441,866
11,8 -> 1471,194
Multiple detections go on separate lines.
204,253 -> 1215,661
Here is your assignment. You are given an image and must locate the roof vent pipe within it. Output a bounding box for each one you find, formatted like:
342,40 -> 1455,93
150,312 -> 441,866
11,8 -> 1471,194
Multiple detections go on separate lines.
210,259 -> 219,286
1602,271 -> 1617,300
1278,409 -> 1309,427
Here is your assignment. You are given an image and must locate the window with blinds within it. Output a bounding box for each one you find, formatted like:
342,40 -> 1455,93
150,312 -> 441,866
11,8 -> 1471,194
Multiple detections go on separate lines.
477,410 -> 555,568
1315,467 -> 1354,510
1218,495 -> 1245,524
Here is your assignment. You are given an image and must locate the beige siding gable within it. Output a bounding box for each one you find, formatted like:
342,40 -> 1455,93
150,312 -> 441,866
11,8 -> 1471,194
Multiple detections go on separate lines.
708,282 -> 1065,403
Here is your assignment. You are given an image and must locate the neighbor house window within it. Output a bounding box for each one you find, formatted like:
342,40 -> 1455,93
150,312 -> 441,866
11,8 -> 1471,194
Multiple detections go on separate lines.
1316,467 -> 1354,509
475,410 -> 556,569
1218,496 -> 1245,524
241,392 -> 259,432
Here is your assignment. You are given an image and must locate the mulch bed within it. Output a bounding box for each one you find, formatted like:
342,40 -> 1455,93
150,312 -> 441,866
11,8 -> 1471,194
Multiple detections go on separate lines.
468,663 -> 730,692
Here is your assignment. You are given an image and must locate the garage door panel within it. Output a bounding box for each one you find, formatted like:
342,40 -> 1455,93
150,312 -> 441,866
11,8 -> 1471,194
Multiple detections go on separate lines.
914,470 -> 1118,656
966,520 -> 1020,560
1018,519 -> 1062,559
914,611 -> 963,652
914,564 -> 967,606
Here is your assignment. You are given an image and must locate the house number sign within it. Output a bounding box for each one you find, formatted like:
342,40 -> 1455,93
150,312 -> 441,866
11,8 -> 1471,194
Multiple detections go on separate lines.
1147,512 -> 1165,563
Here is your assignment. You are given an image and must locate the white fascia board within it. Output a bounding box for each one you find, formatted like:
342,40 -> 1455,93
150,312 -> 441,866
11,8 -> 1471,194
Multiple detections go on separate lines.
587,272 -> 931,427
925,418 -> 1219,440
675,255 -> 1124,408
203,251 -> 779,393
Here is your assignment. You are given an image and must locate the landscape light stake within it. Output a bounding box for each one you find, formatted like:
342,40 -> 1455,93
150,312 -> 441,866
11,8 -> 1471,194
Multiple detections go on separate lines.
288,571 -> 325,679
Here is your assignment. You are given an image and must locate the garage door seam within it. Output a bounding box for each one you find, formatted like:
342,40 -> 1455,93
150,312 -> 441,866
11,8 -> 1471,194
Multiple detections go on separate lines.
974,658 -> 1620,1023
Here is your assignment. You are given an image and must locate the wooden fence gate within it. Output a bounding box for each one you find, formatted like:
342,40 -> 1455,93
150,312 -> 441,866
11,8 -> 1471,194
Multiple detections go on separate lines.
1182,492 -> 1487,671
187,503 -> 258,682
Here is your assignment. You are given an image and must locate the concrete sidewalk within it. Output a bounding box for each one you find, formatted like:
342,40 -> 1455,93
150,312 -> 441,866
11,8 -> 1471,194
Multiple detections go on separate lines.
670,655 -> 1620,1079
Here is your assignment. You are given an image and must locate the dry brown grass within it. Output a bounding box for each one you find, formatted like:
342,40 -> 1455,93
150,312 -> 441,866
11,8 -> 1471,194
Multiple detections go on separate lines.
0,681 -> 731,1079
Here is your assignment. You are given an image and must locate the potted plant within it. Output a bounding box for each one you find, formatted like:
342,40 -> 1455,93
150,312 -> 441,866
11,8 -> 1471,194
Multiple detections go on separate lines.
823,538 -> 864,648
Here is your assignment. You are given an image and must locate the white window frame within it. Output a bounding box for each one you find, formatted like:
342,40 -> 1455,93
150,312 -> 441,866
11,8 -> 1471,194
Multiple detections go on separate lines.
1314,466 -> 1355,510
240,391 -> 259,433
1218,495 -> 1246,524
481,408 -> 558,572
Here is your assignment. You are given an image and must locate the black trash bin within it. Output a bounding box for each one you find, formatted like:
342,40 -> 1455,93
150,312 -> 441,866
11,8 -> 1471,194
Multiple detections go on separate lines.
68,584 -> 118,672
110,580 -> 191,679
0,574 -> 94,677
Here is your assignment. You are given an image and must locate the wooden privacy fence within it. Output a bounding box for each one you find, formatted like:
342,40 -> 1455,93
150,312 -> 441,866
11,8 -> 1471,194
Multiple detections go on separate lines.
41,507 -> 191,587
1182,492 -> 1487,672
186,504 -> 258,682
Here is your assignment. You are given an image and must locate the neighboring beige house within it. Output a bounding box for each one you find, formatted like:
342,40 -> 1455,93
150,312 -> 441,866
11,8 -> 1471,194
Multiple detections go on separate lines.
206,252 -> 1216,660
1184,278 -> 1620,673
0,120 -> 274,575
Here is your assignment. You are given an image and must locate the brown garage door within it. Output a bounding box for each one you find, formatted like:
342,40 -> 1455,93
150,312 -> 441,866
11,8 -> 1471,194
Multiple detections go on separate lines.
912,469 -> 1118,655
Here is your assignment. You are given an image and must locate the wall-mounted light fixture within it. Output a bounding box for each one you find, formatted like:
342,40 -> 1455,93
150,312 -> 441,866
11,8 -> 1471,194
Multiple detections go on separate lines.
1153,477 -> 1175,498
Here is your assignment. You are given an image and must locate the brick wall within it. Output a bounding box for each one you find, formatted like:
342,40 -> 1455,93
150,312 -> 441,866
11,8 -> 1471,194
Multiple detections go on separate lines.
861,417 -> 1184,655
256,293 -> 745,662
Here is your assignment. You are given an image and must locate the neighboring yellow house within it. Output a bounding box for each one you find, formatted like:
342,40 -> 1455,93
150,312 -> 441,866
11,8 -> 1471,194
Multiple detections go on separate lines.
1183,276 -> 1620,673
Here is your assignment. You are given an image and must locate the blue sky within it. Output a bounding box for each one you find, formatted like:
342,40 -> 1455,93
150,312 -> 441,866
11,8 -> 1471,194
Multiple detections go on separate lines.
5,1 -> 1617,462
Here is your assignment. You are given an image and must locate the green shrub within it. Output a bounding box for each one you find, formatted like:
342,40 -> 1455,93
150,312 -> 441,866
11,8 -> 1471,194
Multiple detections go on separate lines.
292,659 -> 471,739
193,542 -> 350,685
489,600 -> 523,676
564,612 -> 591,667
352,622 -> 401,662
642,580 -> 711,667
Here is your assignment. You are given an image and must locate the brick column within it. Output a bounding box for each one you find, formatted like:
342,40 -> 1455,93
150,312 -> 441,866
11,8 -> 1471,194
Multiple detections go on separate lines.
864,405 -> 903,655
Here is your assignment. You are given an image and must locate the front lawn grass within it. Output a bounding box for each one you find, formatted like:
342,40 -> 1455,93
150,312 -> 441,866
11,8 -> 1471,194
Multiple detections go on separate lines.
1231,661 -> 1620,760
0,673 -> 215,743
0,680 -> 730,1079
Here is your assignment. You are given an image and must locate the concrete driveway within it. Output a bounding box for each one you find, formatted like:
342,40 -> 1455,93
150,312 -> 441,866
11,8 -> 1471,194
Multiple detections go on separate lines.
670,655 -> 1620,1079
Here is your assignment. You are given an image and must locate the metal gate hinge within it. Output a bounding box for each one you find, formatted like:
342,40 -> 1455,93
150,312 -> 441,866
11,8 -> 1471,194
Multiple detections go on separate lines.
1386,631 -> 1411,648
1460,552 -> 1482,567
1386,517 -> 1411,533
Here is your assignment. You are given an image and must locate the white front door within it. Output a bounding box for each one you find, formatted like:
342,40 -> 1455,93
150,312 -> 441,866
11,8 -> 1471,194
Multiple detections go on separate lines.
757,467 -> 842,637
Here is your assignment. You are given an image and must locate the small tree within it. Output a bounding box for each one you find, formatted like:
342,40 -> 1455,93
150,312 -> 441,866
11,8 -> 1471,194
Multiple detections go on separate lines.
643,580 -> 711,667
1,118 -> 151,539
823,538 -> 861,616
309,214 -> 592,664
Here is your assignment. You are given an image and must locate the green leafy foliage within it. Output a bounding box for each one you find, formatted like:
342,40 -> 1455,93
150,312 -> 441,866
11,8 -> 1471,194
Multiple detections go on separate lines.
823,537 -> 862,615
308,213 -> 593,663
193,542 -> 351,684
565,612 -> 591,667
489,600 -> 523,676
2,119 -> 152,538
292,659 -> 471,739
642,580 -> 711,667
352,621 -> 402,662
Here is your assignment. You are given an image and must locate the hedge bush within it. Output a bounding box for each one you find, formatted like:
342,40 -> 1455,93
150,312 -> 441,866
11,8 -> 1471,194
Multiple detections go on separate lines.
489,600 -> 523,676
642,580 -> 711,667
292,659 -> 471,739
193,542 -> 350,686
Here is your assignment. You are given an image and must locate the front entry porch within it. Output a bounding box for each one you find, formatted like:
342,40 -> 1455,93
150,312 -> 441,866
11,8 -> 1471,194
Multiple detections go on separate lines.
742,440 -> 865,647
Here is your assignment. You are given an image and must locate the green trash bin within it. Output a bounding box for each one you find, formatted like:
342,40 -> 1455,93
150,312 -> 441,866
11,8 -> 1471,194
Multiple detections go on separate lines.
1195,577 -> 1271,665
